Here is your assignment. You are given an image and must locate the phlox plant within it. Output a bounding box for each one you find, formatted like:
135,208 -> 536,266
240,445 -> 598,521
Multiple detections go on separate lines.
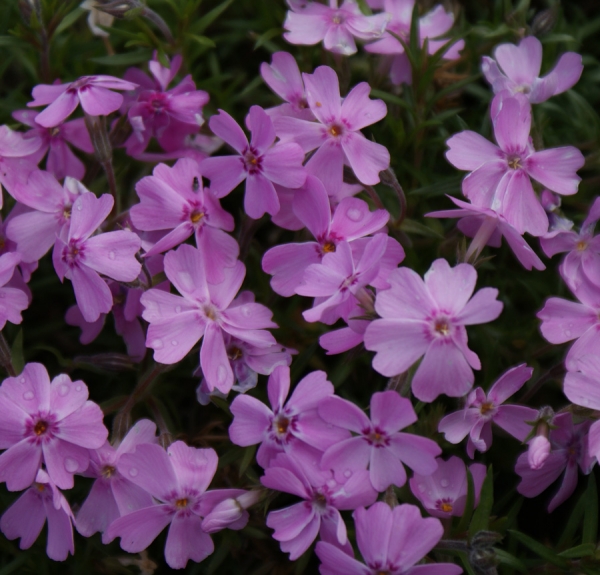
0,0 -> 599,574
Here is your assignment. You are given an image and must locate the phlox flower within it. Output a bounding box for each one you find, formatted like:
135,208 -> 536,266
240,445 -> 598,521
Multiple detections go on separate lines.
315,501 -> 462,575
273,65 -> 389,195
446,94 -> 585,236
105,441 -> 240,569
76,419 -> 158,540
229,365 -> 349,468
52,192 -> 142,323
482,36 -> 583,103
0,469 -> 74,561
0,252 -> 29,330
540,197 -> 600,292
365,0 -> 464,85
426,195 -> 545,271
201,490 -> 261,533
263,174 -> 391,296
0,363 -> 108,491
80,0 -> 114,37
261,452 -> 377,560
365,258 -> 503,402
28,75 -> 138,128
515,413 -> 594,512
319,391 -> 440,492
141,244 -> 277,393
409,456 -> 486,519
201,106 -> 306,219
283,0 -> 389,56
438,364 -> 537,457
319,301 -> 369,354
130,157 -> 238,281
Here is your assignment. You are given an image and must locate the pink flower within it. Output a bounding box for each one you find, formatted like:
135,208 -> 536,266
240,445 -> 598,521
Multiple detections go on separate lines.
365,258 -> 503,402
141,244 -> 277,393
315,501 -> 462,575
527,435 -> 551,470
438,364 -> 537,457
427,195 -> 545,271
262,451 -> 377,560
130,158 -> 238,281
201,106 -> 306,219
52,192 -> 142,323
201,490 -> 260,533
446,94 -> 585,236
283,0 -> 389,56
409,456 -> 487,519
105,442 -> 225,569
28,75 -> 138,128
482,36 -> 583,103
0,469 -> 74,561
76,419 -> 158,540
229,365 -> 348,468
273,66 -> 389,195
319,391 -> 440,492
365,0 -> 464,85
12,109 -> 93,180
0,252 -> 29,330
0,363 -> 108,491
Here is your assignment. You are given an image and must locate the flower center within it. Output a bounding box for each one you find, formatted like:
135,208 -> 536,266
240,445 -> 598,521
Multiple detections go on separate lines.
576,240 -> 588,251
276,416 -> 290,435
63,240 -> 83,266
34,420 -> 48,436
63,205 -> 72,220
480,401 -> 494,415
190,210 -> 204,224
203,304 -> 219,321
243,148 -> 262,174
322,241 -> 336,253
440,501 -> 453,513
102,465 -> 116,479
434,319 -> 450,336
312,491 -> 328,510
175,498 -> 188,509
331,13 -> 345,25
365,427 -> 388,447
329,124 -> 343,137
507,156 -> 522,170
436,498 -> 454,513
228,346 -> 243,361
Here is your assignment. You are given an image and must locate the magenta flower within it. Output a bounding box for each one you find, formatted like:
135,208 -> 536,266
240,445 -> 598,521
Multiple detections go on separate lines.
0,363 -> 108,491
7,171 -> 87,263
229,365 -> 348,467
319,391 -> 440,492
283,0 -> 389,56
0,252 -> 29,330
130,158 -> 238,280
0,469 -> 74,561
76,419 -> 157,540
274,66 -> 389,195
527,435 -> 551,470
260,51 -> 314,120
365,258 -> 503,402
12,109 -> 93,180
446,94 -> 585,236
409,457 -> 486,519
482,36 -> 583,103
365,0 -> 464,85
52,192 -> 142,323
427,195 -> 545,271
315,502 -> 462,575
262,452 -> 377,560
105,442 -> 223,569
201,106 -> 306,218
515,413 -> 594,512
438,364 -> 537,457
263,174 -> 390,296
540,197 -> 600,291
201,490 -> 260,533
141,244 -> 277,392
28,75 -> 138,128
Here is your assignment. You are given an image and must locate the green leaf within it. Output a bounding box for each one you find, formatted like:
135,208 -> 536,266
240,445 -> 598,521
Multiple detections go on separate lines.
210,395 -> 232,416
495,548 -> 528,573
90,49 -> 153,66
54,7 -> 84,36
192,0 -> 234,34
508,529 -> 568,568
408,175 -> 462,198
456,468 -> 475,534
399,218 -> 444,239
239,445 -> 256,478
355,0 -> 373,15
558,487 -> 586,548
558,543 -> 596,558
187,33 -> 216,48
469,465 -> 493,539
583,472 -> 598,544
253,27 -> 282,50
10,329 -> 23,375
370,89 -> 412,111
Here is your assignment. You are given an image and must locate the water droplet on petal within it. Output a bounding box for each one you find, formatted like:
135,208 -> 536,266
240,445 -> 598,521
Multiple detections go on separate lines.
76,203 -> 82,211
23,391 -> 34,400
241,305 -> 250,317
19,377 -> 26,384
64,457 -> 78,473
152,339 -> 163,349
344,470 -> 352,478
108,251 -> 115,260
129,467 -> 138,477
217,365 -> 228,384
175,305 -> 182,313
171,340 -> 178,346
59,384 -> 70,397
75,385 -> 82,392
346,208 -> 362,222
564,329 -> 571,337
440,479 -> 449,487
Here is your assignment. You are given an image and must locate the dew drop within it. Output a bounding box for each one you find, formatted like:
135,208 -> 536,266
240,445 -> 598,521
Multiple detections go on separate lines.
76,203 -> 82,211
171,340 -> 178,346
418,483 -> 426,493
19,377 -> 26,384
108,251 -> 115,260
346,208 -> 362,222
440,479 -> 449,487
152,338 -> 164,349
564,329 -> 572,337
241,305 -> 251,317
217,365 -> 228,384
129,467 -> 138,477
59,384 -> 70,397
23,391 -> 34,400
75,385 -> 82,392
344,470 -> 352,478
175,305 -> 182,313
64,457 -> 78,473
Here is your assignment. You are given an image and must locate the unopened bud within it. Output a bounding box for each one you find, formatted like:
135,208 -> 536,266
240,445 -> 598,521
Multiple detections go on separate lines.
531,6 -> 558,36
73,353 -> 136,372
201,491 -> 261,533
527,434 -> 551,470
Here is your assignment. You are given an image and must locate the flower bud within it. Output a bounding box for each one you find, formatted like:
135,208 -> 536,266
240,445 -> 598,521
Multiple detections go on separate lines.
527,435 -> 551,470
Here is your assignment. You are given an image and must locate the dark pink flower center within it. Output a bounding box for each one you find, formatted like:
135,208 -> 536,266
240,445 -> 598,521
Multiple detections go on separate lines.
270,411 -> 298,445
364,426 -> 389,447
435,497 -> 454,513
507,155 -> 523,170
26,413 -> 57,442
62,240 -> 84,267
243,148 -> 263,174
328,123 -> 344,138
101,465 -> 116,479
430,314 -> 453,339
